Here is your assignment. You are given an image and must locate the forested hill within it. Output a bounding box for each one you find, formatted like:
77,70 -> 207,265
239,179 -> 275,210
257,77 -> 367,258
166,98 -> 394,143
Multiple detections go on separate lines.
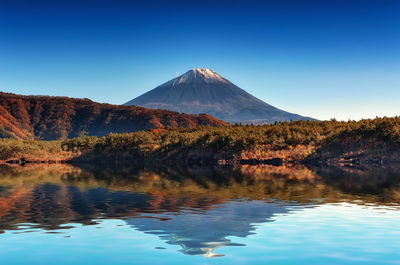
0,92 -> 228,140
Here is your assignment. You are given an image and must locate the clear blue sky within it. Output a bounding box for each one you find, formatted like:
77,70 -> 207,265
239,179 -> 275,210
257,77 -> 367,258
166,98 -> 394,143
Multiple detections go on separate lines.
0,0 -> 399,121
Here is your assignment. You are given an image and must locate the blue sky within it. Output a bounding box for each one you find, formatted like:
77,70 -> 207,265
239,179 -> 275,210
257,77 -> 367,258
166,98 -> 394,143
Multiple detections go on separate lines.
0,0 -> 399,120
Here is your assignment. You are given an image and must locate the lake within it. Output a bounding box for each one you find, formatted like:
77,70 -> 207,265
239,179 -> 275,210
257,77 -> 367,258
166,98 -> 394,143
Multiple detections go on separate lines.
0,164 -> 399,265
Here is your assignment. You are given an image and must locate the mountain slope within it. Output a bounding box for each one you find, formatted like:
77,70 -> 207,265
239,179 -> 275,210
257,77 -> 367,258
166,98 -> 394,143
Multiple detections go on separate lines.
0,92 -> 227,140
125,68 -> 314,123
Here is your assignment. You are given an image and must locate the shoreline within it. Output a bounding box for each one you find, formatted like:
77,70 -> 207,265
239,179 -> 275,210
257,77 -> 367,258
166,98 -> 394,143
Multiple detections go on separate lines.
2,149 -> 400,169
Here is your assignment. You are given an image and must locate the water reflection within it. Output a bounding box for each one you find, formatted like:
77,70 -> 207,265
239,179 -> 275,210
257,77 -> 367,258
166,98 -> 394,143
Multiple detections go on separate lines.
127,200 -> 300,257
0,164 -> 399,257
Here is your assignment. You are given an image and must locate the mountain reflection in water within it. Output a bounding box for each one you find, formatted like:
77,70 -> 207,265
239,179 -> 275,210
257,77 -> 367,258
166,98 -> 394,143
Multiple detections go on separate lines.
127,200 -> 300,257
0,164 -> 400,258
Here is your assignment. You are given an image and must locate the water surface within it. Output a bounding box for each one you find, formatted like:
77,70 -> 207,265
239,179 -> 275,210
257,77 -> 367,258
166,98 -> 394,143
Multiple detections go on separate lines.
0,164 -> 399,264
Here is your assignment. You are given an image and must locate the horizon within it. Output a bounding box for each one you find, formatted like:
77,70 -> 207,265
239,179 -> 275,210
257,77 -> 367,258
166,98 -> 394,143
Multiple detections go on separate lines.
1,0 -> 399,121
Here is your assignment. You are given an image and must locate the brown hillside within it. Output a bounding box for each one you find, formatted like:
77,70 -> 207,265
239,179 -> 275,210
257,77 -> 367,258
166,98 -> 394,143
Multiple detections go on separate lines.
0,92 -> 228,140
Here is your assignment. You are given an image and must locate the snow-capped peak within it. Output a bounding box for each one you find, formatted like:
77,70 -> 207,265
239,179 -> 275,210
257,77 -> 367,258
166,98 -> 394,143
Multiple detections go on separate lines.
192,68 -> 224,80
170,68 -> 228,85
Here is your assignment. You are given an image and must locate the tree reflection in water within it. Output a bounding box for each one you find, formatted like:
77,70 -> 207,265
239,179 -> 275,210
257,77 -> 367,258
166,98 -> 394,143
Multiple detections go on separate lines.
0,163 -> 399,256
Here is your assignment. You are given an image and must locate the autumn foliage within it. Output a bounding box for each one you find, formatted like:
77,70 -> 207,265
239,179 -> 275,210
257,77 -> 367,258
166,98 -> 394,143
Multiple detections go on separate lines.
0,92 -> 228,140
61,116 -> 400,165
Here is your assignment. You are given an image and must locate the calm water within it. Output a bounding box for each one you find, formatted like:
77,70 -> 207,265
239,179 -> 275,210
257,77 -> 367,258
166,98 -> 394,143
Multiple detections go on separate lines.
0,164 -> 399,264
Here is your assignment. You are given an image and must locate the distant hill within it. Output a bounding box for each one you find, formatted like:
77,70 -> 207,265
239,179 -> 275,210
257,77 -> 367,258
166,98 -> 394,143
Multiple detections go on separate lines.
125,68 -> 314,124
0,92 -> 227,140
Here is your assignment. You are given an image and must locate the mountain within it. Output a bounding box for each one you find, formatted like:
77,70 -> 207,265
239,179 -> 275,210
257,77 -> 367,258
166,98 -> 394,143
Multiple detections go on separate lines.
124,68 -> 314,124
0,92 -> 227,140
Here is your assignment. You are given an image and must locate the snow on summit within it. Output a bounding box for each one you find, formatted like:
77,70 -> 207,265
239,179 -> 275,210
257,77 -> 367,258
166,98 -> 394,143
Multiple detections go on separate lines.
174,68 -> 228,85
